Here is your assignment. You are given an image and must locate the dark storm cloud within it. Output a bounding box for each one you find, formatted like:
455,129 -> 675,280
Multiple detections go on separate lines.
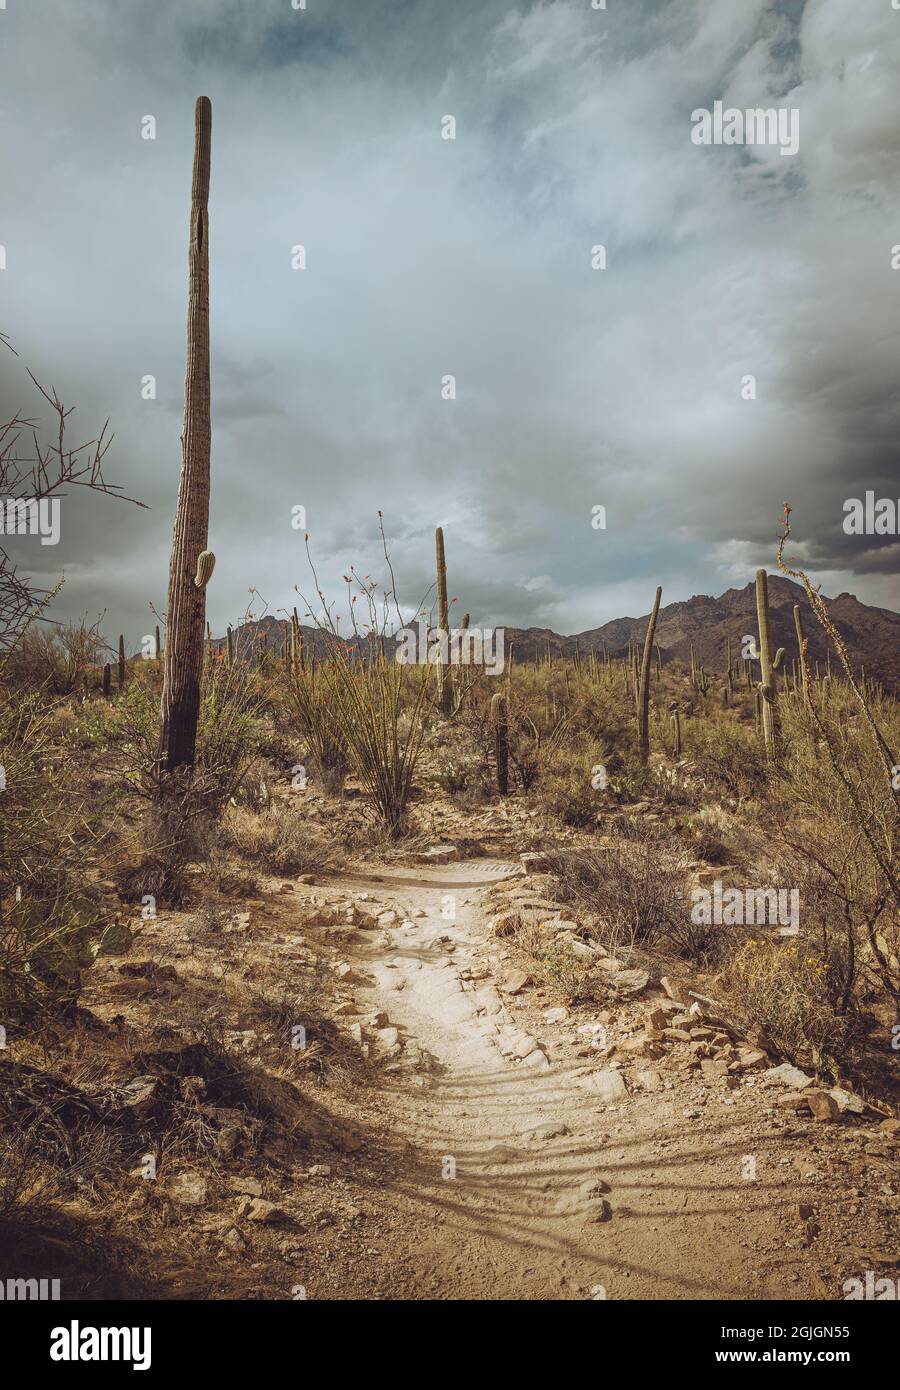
0,0 -> 898,650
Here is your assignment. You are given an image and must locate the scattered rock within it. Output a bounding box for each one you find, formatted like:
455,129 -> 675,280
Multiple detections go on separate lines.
484,1144 -> 520,1165
576,1069 -> 628,1103
766,1063 -> 814,1090
525,1120 -> 570,1141
164,1172 -> 208,1208
632,1069 -> 663,1092
660,976 -> 691,1005
239,1197 -> 287,1225
418,845 -> 459,864
114,1075 -> 160,1122
805,1089 -> 841,1123
226,1177 -> 263,1197
612,968 -> 650,996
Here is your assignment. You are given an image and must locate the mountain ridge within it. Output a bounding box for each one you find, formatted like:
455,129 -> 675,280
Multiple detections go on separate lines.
214,575 -> 900,690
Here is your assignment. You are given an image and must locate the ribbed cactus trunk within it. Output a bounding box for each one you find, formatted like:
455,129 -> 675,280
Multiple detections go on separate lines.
755,569 -> 778,761
435,527 -> 451,715
117,634 -> 126,690
159,97 -> 213,777
491,691 -> 509,796
637,587 -> 662,764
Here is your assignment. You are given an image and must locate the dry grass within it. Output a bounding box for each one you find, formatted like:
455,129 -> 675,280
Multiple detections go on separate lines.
216,803 -> 338,877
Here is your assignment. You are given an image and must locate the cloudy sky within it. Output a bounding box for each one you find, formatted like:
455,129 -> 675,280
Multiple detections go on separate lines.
1,0 -> 899,647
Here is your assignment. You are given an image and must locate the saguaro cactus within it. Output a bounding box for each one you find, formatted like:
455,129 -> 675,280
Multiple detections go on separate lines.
117,634 -> 126,690
154,625 -> 161,662
793,603 -> 810,708
102,662 -> 111,698
670,705 -> 682,757
754,568 -> 781,761
435,527 -> 451,715
491,691 -> 509,796
159,97 -> 213,777
637,586 -> 662,764
226,624 -> 234,668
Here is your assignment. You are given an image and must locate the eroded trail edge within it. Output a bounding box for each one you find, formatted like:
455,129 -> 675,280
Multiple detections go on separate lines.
293,857 -> 882,1301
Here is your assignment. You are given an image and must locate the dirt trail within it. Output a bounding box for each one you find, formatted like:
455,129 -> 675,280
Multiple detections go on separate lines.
319,860 -> 838,1301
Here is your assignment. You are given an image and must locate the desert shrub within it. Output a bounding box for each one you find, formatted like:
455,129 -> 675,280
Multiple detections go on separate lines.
5,620 -> 105,695
520,935 -> 603,1005
231,755 -> 279,809
725,936 -> 863,1078
0,688 -> 111,1017
571,674 -> 638,755
307,649 -> 430,838
505,695 -> 573,792
108,660 -> 270,903
536,759 -> 602,827
678,807 -> 738,865
774,682 -> 900,1003
435,757 -> 469,794
216,803 -> 337,877
686,715 -> 767,799
546,826 -> 710,959
283,667 -> 347,793
113,660 -> 266,814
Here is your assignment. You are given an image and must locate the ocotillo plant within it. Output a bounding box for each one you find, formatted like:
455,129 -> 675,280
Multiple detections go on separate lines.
754,568 -> 780,761
434,527 -> 451,715
638,586 -> 662,764
154,625 -> 161,662
117,634 -> 126,690
159,96 -> 213,778
491,691 -> 509,796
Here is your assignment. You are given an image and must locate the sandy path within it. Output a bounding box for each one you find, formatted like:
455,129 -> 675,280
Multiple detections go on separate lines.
322,860 -> 824,1301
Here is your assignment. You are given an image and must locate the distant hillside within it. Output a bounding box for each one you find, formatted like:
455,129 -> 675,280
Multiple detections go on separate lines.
213,577 -> 900,691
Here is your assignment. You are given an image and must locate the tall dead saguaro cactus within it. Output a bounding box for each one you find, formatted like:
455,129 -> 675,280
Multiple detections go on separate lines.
117,634 -> 126,690
159,97 -> 213,777
491,691 -> 509,796
435,526 -> 451,715
638,586 -> 662,764
754,569 -> 784,761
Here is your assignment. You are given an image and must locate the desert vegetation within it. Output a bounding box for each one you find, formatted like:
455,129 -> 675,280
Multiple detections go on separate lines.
2,493 -> 898,1293
1,100 -> 897,1307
